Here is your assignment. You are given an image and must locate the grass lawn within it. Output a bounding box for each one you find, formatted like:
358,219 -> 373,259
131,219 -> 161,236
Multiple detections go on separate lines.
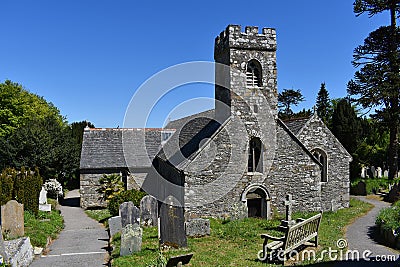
85,209 -> 112,226
24,209 -> 64,248
110,198 -> 373,266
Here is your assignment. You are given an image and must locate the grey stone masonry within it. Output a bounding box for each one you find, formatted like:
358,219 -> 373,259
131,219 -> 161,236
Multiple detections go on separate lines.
185,219 -> 210,237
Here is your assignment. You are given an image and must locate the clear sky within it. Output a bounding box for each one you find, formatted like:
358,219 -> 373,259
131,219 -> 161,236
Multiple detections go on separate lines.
0,1 -> 390,128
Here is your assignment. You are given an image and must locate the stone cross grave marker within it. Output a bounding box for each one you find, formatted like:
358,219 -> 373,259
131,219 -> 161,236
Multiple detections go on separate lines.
1,200 -> 24,238
280,194 -> 296,227
140,195 -> 158,227
120,202 -> 140,227
120,224 -> 142,256
159,195 -> 187,248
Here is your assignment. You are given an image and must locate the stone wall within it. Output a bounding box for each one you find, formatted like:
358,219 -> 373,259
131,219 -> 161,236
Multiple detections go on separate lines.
296,114 -> 351,210
80,173 -> 106,209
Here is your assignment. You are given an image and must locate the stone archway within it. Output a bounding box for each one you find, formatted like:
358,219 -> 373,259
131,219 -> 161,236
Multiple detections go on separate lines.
241,184 -> 271,219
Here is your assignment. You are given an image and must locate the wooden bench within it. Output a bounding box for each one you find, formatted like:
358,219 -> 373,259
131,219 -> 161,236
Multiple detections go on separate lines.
259,211 -> 322,263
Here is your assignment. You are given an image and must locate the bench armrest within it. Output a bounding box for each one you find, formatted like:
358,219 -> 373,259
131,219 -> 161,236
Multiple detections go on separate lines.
261,233 -> 285,242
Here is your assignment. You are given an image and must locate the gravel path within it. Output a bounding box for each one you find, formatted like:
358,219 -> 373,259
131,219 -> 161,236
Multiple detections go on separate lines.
30,189 -> 109,267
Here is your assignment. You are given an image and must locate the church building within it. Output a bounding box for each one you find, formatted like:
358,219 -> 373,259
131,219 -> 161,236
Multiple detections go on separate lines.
80,25 -> 351,219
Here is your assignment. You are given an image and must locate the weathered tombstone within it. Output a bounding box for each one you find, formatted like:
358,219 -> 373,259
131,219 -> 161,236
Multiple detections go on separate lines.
350,181 -> 367,196
38,187 -> 51,212
108,216 -> 122,237
120,224 -> 142,256
360,167 -> 366,179
140,195 -> 158,227
370,166 -> 376,178
377,167 -> 382,178
120,202 -> 140,227
384,170 -> 389,178
387,183 -> 400,203
185,218 -> 210,237
1,200 -> 24,238
281,194 -> 296,227
159,195 -> 187,248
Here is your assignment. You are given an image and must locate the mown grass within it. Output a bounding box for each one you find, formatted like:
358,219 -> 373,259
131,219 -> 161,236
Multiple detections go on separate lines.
111,198 -> 373,266
85,209 -> 112,226
24,209 -> 64,247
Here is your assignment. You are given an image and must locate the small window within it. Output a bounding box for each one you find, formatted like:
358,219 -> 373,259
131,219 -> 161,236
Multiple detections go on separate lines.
312,149 -> 328,182
246,60 -> 262,87
248,137 -> 263,173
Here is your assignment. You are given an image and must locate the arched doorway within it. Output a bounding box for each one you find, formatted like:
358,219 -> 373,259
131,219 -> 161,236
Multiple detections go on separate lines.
241,184 -> 271,219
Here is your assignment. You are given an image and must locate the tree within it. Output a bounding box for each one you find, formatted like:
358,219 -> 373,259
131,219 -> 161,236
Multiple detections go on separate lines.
348,0 -> 400,179
316,82 -> 331,124
278,89 -> 305,119
331,99 -> 363,179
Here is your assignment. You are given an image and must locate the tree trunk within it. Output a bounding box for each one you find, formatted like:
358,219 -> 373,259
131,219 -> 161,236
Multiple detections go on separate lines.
388,115 -> 399,180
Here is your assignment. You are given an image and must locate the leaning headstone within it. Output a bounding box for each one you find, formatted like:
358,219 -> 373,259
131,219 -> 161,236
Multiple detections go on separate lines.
140,195 -> 158,227
120,202 -> 140,227
1,200 -> 24,238
120,224 -> 142,256
108,216 -> 122,237
185,218 -> 210,237
38,187 -> 51,212
159,195 -> 187,248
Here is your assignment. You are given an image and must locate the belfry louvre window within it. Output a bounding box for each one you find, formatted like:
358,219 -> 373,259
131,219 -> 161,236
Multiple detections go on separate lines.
246,60 -> 262,87
248,137 -> 263,173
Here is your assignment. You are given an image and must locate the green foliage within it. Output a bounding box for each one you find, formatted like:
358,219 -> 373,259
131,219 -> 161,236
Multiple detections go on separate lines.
85,209 -> 112,225
108,189 -> 147,216
351,177 -> 399,194
97,174 -> 125,202
316,82 -> 331,124
0,167 -> 42,215
278,88 -> 305,118
24,210 -> 64,247
376,200 -> 400,232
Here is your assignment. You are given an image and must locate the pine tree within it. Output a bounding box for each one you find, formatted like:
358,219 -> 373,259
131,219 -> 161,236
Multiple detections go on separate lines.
348,0 -> 400,179
315,82 -> 331,124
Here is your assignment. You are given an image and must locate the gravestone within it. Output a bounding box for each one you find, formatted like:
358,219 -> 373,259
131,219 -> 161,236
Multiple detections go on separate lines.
0,226 -> 6,265
377,167 -> 382,178
140,195 -> 158,227
387,183 -> 400,203
120,202 -> 140,227
384,170 -> 389,178
360,167 -> 366,179
159,195 -> 187,248
370,166 -> 376,178
185,218 -> 210,237
281,194 -> 296,227
120,224 -> 142,256
108,216 -> 122,237
350,181 -> 367,196
38,187 -> 51,212
1,200 -> 24,238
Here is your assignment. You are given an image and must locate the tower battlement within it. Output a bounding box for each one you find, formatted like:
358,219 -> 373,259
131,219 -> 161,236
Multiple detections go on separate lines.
215,25 -> 276,55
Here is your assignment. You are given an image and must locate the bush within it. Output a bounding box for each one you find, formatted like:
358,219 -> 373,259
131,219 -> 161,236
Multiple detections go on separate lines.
0,167 -> 42,216
376,200 -> 400,232
108,189 -> 147,216
97,174 -> 124,202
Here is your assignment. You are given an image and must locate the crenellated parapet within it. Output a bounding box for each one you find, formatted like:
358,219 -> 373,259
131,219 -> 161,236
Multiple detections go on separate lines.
215,25 -> 276,56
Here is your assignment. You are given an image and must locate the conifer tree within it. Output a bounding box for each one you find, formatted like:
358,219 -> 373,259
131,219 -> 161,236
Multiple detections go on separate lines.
316,82 -> 331,124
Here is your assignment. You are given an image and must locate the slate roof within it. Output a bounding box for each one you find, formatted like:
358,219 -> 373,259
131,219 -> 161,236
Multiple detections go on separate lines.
80,128 -> 175,169
282,117 -> 311,135
158,112 -> 221,170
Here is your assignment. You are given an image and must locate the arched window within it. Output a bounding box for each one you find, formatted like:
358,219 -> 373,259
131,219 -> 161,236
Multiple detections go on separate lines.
248,137 -> 263,173
246,60 -> 262,87
312,149 -> 328,182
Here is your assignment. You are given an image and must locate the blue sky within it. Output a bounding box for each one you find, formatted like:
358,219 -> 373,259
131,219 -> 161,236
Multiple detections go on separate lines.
0,1 -> 389,128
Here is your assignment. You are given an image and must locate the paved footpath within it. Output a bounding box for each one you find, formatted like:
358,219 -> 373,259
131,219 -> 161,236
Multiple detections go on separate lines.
30,190 -> 109,267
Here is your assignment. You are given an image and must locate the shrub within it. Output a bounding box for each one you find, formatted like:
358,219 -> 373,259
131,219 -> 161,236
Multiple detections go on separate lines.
0,167 -> 42,216
97,174 -> 125,202
43,178 -> 64,199
376,200 -> 400,232
108,189 -> 147,216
